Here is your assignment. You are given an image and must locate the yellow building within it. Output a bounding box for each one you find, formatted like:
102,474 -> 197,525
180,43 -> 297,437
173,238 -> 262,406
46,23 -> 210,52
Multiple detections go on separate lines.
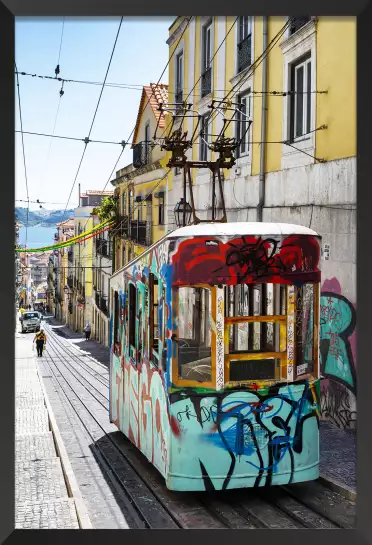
111,83 -> 169,272
68,207 -> 94,333
54,219 -> 74,322
166,16 -> 356,429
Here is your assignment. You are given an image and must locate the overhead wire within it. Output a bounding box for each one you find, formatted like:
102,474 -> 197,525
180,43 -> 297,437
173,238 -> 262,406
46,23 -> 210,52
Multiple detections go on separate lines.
55,18 -> 65,77
15,61 -> 30,249
61,16 -> 124,222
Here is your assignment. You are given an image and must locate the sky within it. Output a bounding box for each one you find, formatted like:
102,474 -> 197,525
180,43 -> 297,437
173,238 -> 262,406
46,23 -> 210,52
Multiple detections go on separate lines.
15,17 -> 174,211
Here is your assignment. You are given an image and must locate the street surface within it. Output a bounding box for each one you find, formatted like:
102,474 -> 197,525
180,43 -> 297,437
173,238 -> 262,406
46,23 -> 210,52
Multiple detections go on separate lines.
15,315 -> 357,529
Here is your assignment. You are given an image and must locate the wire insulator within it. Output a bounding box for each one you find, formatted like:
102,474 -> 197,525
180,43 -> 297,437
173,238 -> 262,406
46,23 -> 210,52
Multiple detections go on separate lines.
55,64 -> 60,76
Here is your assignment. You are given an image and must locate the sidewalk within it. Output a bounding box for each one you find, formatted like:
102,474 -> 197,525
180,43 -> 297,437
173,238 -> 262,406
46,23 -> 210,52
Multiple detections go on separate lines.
15,330 -> 89,529
44,316 -> 357,501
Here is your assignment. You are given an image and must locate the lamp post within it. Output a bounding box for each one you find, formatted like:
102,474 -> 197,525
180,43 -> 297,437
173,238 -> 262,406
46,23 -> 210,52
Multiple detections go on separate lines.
174,198 -> 192,228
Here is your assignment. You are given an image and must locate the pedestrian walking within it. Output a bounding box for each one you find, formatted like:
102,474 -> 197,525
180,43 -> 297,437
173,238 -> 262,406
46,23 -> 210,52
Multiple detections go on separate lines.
33,329 -> 47,357
83,322 -> 91,341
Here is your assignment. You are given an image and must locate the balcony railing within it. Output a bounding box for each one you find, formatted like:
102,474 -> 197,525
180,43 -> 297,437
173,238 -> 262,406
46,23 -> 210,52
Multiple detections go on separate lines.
95,238 -> 112,258
289,16 -> 311,35
237,34 -> 252,74
94,292 -> 108,314
201,67 -> 212,98
133,141 -> 152,168
175,89 -> 183,113
130,220 -> 151,246
100,296 -> 108,314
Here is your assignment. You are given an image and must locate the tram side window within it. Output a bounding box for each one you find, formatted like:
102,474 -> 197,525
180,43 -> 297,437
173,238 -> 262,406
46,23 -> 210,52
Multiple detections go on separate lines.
224,284 -> 287,381
177,287 -> 212,382
149,274 -> 160,366
295,283 -> 315,378
113,291 -> 120,345
129,283 -> 136,353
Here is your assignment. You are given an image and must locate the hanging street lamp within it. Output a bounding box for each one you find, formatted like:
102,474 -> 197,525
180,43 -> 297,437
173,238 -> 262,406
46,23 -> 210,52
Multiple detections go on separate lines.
174,197 -> 192,228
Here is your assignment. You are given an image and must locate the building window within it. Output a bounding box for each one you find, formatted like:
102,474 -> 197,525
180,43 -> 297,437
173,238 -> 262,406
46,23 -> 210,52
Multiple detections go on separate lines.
290,54 -> 311,141
237,16 -> 252,74
144,123 -> 151,164
122,246 -> 126,268
199,113 -> 210,161
175,51 -> 183,104
137,197 -> 143,222
158,193 -> 165,225
236,90 -> 251,158
122,191 -> 126,215
201,21 -> 212,97
289,16 -> 311,36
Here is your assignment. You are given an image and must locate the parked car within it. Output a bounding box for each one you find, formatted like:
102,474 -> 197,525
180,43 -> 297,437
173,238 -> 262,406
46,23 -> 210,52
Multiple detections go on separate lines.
19,311 -> 41,333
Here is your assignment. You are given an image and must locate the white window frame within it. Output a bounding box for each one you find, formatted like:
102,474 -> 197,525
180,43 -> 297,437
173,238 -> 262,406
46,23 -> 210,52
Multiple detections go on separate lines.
199,112 -> 211,161
236,89 -> 252,158
197,17 -> 214,104
291,55 -> 312,142
280,18 -> 317,169
202,20 -> 212,72
232,16 -> 254,80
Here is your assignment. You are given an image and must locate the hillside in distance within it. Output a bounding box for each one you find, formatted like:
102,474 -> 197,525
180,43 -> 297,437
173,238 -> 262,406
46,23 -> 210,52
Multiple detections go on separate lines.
15,207 -> 75,227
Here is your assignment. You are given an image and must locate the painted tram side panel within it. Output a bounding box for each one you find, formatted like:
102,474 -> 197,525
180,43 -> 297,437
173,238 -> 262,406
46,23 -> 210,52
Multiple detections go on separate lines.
109,223 -> 322,491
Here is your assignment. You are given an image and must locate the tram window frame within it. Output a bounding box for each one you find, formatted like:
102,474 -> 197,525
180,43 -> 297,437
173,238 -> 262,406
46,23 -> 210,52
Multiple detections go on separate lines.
175,285 -> 213,385
113,290 -> 120,346
224,284 -> 287,382
149,273 -> 160,367
295,283 -> 316,378
223,283 -> 318,383
128,282 -> 137,358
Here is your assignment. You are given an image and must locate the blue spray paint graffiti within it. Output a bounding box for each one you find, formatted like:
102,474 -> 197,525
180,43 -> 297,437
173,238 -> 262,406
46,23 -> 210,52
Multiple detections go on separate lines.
320,292 -> 356,394
170,380 -> 319,491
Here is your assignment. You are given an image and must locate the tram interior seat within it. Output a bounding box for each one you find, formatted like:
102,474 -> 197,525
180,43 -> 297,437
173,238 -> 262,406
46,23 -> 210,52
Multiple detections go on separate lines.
178,338 -> 212,382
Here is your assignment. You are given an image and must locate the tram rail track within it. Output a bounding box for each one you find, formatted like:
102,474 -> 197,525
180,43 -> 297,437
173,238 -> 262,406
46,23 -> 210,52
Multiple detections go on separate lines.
39,322 -> 355,530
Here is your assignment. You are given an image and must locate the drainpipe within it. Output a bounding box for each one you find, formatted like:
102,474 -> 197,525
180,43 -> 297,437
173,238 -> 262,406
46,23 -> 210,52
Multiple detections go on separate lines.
257,16 -> 268,222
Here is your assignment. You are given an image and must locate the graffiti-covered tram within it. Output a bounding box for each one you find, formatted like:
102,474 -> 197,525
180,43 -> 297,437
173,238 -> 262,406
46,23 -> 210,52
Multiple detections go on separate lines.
109,223 -> 321,491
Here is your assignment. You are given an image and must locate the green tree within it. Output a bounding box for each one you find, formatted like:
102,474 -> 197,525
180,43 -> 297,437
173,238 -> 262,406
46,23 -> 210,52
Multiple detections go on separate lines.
94,196 -> 119,222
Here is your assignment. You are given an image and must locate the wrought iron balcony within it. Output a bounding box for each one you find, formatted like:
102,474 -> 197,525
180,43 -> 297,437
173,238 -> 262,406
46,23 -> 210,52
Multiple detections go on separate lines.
201,67 -> 212,98
289,16 -> 311,35
100,296 -> 108,315
95,238 -> 112,259
175,89 -> 183,113
133,141 -> 152,168
130,220 -> 151,246
237,34 -> 252,74
111,216 -> 129,239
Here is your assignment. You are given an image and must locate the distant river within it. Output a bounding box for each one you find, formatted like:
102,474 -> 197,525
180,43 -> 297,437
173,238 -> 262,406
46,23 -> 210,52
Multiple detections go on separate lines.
18,225 -> 56,249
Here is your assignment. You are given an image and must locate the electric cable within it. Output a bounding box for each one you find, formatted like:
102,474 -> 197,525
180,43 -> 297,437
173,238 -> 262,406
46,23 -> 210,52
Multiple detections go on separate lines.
55,18 -> 65,78
15,61 -> 30,248
60,17 -> 124,222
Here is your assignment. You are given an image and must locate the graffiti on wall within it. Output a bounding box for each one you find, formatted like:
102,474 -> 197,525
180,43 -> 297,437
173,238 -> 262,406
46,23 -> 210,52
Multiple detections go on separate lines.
319,277 -> 356,429
320,291 -> 356,394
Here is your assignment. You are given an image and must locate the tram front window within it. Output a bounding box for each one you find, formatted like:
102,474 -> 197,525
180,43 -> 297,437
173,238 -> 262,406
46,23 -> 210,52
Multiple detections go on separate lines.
177,287 -> 212,381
